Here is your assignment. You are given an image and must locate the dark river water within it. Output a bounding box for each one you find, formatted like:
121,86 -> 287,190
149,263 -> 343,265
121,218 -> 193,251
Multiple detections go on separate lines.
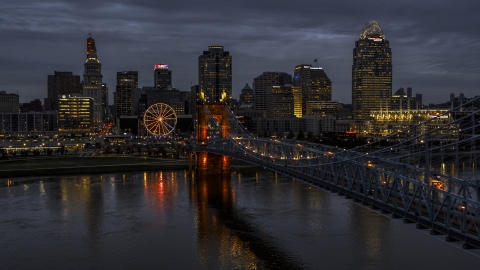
1,167 -> 480,269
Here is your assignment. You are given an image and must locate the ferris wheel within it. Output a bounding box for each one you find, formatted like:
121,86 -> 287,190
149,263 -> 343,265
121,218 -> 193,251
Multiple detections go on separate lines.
143,103 -> 177,136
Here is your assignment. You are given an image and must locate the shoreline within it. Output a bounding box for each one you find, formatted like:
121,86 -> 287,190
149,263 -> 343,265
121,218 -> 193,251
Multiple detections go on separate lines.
0,155 -> 257,179
0,156 -> 190,179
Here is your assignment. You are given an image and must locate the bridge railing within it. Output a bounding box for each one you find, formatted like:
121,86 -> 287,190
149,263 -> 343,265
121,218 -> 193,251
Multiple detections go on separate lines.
193,137 -> 480,244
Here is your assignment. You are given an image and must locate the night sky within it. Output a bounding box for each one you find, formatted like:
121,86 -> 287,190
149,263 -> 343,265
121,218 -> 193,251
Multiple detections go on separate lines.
2,1 -> 480,104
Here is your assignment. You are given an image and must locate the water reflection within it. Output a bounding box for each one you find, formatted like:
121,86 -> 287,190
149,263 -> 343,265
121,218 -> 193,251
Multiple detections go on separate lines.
1,169 -> 480,269
350,204 -> 391,267
191,169 -> 305,269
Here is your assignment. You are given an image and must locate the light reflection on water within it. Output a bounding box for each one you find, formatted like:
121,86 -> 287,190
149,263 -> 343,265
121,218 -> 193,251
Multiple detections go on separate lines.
0,168 -> 479,269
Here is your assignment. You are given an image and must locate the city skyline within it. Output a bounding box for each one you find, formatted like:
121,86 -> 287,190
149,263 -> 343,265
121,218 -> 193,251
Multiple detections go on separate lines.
2,1 -> 480,104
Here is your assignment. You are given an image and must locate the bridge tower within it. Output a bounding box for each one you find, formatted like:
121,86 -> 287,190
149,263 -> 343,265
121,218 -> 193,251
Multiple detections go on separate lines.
192,102 -> 231,175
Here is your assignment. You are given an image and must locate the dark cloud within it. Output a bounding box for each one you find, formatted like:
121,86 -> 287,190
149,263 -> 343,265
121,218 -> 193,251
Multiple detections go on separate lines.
2,1 -> 479,104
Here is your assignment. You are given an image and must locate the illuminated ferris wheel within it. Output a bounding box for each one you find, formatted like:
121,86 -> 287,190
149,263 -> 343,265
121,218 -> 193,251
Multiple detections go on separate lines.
143,103 -> 177,136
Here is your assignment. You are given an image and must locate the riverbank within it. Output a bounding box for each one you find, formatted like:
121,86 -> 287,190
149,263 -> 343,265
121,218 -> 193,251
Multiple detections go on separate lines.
0,155 -> 257,179
0,156 -> 190,178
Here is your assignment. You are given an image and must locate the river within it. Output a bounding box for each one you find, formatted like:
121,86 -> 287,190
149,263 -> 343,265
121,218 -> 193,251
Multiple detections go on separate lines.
1,167 -> 480,269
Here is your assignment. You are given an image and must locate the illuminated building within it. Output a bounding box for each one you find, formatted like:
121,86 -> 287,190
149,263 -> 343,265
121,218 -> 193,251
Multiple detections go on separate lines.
306,101 -> 339,118
0,91 -> 19,113
293,87 -> 302,118
364,109 -> 451,138
58,95 -> 93,133
154,64 -> 172,90
47,71 -> 81,111
170,102 -> 185,115
82,34 -> 104,130
198,46 -> 232,103
352,20 -> 392,120
114,71 -> 138,117
293,64 -> 332,116
266,85 -> 294,118
253,71 -> 292,112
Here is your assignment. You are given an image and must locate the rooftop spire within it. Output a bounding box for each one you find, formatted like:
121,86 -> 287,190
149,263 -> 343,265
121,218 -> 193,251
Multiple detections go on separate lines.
86,34 -> 98,61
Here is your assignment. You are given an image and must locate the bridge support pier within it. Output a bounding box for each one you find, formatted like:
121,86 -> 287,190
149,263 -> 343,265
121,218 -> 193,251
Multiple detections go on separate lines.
196,152 -> 231,176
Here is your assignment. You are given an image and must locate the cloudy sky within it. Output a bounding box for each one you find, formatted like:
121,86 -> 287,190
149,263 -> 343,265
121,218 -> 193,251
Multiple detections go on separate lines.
2,1 -> 480,104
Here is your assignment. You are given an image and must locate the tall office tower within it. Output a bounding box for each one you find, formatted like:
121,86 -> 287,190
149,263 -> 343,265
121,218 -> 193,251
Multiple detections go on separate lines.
266,85 -> 294,118
154,64 -> 172,90
82,34 -> 104,130
352,20 -> 392,120
114,71 -> 138,117
239,83 -> 254,106
101,83 -> 108,120
47,71 -> 81,111
253,72 -> 292,112
293,64 -> 332,116
198,46 -> 232,103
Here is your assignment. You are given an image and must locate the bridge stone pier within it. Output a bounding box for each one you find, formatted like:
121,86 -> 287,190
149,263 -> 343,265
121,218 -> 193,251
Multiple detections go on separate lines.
191,102 -> 231,176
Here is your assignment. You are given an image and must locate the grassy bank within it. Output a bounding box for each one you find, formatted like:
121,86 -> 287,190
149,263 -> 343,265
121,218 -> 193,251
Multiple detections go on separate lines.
0,156 -> 189,178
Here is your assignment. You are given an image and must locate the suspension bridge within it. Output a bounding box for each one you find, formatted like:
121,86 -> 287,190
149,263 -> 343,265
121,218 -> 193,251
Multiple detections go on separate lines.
190,100 -> 480,249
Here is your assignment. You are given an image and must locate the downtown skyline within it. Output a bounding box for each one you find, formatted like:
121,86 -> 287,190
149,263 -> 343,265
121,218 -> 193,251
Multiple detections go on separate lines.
2,1 -> 480,104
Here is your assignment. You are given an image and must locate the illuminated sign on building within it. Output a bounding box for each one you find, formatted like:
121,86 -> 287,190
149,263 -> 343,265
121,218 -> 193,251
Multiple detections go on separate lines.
154,64 -> 169,70
428,112 -> 449,119
368,35 -> 383,42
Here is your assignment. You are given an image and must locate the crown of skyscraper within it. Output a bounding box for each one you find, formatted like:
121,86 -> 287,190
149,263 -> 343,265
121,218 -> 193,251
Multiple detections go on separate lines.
360,20 -> 385,40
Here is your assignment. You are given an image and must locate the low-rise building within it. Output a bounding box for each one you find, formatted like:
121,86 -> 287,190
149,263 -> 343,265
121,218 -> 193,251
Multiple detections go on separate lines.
0,112 -> 57,135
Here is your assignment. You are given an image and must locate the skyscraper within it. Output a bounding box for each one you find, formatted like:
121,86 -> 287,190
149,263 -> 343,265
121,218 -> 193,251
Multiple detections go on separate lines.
154,64 -> 172,90
266,85 -> 294,118
293,64 -> 332,117
198,46 -> 232,103
47,71 -> 81,111
352,20 -> 392,120
114,71 -> 138,117
82,34 -> 104,129
253,72 -> 292,112
239,83 -> 254,106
